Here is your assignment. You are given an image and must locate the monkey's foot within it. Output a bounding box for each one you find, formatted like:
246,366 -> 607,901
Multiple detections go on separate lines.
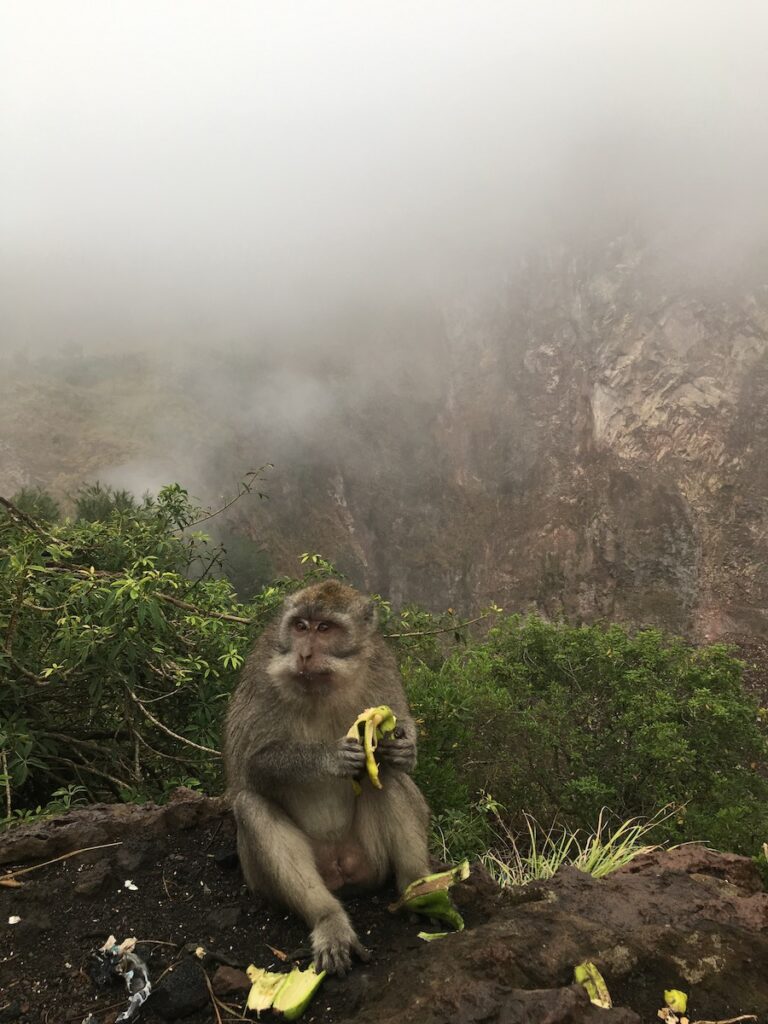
311,911 -> 370,977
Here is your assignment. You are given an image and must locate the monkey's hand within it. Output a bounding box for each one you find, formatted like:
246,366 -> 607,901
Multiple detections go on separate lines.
333,737 -> 367,779
312,910 -> 370,976
376,732 -> 417,773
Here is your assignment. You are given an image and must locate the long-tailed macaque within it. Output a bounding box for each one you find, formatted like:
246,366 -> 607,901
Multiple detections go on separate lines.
223,581 -> 431,975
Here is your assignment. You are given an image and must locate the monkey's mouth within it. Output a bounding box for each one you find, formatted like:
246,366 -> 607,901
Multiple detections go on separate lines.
297,669 -> 333,683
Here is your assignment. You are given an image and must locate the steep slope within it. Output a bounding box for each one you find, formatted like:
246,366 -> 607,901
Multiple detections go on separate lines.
2,244 -> 767,638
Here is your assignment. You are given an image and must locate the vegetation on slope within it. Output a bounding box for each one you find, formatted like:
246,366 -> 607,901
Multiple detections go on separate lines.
1,483 -> 766,865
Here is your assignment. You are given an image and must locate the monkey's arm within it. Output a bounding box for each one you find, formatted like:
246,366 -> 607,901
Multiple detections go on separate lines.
247,737 -> 365,788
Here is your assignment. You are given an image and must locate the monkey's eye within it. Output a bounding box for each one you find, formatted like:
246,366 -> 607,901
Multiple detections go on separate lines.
316,621 -> 333,633
294,620 -> 309,632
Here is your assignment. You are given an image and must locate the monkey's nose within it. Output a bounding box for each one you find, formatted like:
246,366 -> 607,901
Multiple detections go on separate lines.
299,653 -> 312,669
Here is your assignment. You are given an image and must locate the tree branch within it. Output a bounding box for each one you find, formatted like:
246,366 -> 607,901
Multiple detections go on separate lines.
384,612 -> 491,639
0,495 -> 56,542
1,750 -> 11,819
187,467 -> 272,528
124,684 -> 221,757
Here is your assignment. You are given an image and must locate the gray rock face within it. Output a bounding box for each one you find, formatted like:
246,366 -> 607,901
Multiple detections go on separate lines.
248,248 -> 768,639
3,243 -> 767,638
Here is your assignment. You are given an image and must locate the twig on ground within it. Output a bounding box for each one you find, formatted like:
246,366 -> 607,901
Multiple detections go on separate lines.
202,969 -> 225,1024
690,1017 -> 758,1024
2,841 -> 122,880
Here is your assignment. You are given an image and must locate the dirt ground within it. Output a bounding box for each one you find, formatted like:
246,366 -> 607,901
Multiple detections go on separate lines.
2,795 -> 768,1024
1,812 -> 486,1024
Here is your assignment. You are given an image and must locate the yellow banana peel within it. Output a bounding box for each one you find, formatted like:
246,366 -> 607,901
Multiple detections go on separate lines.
346,705 -> 397,791
664,989 -> 688,1013
246,964 -> 326,1020
573,961 -> 612,1009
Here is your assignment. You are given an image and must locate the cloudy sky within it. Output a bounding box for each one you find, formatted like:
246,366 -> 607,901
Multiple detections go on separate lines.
2,1 -> 768,351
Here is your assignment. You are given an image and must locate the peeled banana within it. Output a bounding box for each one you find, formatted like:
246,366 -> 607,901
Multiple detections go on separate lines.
346,705 -> 397,791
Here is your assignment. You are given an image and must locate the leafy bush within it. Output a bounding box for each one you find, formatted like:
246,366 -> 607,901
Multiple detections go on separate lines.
3,486 -> 766,865
0,482 -> 294,818
407,615 -> 768,856
73,481 -> 140,522
11,487 -> 61,524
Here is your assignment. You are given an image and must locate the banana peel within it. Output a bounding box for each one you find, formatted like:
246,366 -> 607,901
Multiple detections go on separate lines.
664,990 -> 688,1014
272,966 -> 327,1021
246,964 -> 325,1020
346,705 -> 397,792
246,966 -> 285,1015
573,962 -> 612,1009
390,859 -> 470,934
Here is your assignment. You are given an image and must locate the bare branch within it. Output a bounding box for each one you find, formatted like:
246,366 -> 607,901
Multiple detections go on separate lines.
5,652 -> 49,686
133,729 -> 201,765
46,754 -> 131,792
155,591 -> 251,624
0,495 -> 56,542
1,750 -> 11,819
384,612 -> 491,639
125,684 -> 221,757
188,466 -> 272,528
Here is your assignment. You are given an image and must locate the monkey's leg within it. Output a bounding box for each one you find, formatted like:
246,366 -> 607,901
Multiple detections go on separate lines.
357,774 -> 432,892
232,790 -> 369,975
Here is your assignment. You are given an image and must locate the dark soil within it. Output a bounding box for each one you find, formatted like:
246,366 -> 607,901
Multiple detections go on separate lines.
0,797 -> 500,1024
2,793 -> 768,1024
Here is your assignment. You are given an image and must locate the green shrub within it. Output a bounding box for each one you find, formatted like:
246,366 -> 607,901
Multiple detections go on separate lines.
11,487 -> 61,524
406,616 -> 768,856
0,481 -> 297,819
73,481 -> 139,522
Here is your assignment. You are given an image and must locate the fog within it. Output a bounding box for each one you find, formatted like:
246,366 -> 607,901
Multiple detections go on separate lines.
3,1 -> 768,353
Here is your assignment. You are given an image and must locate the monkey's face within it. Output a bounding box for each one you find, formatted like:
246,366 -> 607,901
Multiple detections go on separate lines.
267,583 -> 377,695
269,614 -> 363,692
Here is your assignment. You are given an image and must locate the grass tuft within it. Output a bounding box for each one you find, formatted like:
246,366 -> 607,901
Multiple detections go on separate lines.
481,806 -> 676,887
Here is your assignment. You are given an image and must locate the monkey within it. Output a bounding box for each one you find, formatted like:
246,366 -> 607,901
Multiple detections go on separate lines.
222,580 -> 431,976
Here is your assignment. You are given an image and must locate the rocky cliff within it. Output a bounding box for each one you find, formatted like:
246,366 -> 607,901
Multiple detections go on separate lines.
3,242 -> 768,639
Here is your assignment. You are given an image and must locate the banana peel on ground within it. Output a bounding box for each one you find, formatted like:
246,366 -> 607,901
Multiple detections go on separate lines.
246,964 -> 325,1020
389,859 -> 470,937
346,705 -> 397,792
573,962 -> 612,1009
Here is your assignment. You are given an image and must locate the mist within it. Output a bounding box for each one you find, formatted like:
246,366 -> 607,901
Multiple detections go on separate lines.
3,1 -> 768,353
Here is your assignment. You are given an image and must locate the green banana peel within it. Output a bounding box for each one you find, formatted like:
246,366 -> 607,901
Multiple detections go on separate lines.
346,705 -> 397,791
245,964 -> 326,1020
664,989 -> 688,1013
272,966 -> 327,1021
389,859 -> 470,933
573,962 -> 612,1009
418,930 -> 451,942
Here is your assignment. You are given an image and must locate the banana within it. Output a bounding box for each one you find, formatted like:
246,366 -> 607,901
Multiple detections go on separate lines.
345,705 -> 397,790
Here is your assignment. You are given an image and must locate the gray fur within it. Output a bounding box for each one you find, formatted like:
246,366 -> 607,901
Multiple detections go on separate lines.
222,581 -> 431,976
